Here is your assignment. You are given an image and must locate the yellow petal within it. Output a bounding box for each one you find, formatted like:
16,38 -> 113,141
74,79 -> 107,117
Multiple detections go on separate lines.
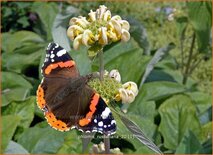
111,15 -> 122,21
73,34 -> 83,50
67,25 -> 84,40
120,20 -> 130,31
98,5 -> 107,19
99,27 -> 108,45
88,10 -> 96,21
82,29 -> 94,46
110,19 -> 122,37
103,10 -> 111,21
121,29 -> 130,42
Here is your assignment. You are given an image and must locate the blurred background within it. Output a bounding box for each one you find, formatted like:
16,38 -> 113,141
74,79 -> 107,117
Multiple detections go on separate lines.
1,1 -> 212,154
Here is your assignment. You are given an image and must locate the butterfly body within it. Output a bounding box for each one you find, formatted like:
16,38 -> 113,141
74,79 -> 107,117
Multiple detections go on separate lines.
37,43 -> 116,135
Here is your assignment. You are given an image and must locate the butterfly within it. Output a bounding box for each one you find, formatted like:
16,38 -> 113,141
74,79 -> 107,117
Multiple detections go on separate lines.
36,43 -> 116,136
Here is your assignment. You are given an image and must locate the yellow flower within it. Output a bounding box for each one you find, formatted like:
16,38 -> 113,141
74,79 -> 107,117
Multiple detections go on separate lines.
67,5 -> 130,50
116,81 -> 138,104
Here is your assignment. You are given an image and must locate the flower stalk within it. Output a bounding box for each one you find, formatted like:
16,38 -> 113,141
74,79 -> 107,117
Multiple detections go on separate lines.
98,48 -> 104,81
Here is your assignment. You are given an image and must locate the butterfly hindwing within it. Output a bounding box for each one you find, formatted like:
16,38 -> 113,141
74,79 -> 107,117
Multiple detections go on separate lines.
77,93 -> 116,135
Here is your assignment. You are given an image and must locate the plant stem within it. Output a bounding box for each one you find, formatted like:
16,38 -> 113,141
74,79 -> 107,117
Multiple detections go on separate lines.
104,135 -> 110,154
98,48 -> 110,153
98,48 -> 104,81
182,32 -> 196,85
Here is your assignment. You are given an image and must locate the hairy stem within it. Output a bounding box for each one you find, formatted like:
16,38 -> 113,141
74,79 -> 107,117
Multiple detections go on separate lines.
182,32 -> 196,85
104,135 -> 110,154
99,48 -> 104,81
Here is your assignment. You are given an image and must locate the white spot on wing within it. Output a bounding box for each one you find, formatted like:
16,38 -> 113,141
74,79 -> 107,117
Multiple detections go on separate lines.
50,54 -> 55,58
101,107 -> 111,119
94,119 -> 97,123
111,120 -> 116,125
98,121 -> 103,127
56,49 -> 67,57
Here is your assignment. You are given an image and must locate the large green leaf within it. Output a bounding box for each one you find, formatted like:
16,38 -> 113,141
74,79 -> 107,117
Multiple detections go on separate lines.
159,94 -> 201,150
18,126 -> 67,154
139,81 -> 186,102
1,31 -> 44,53
186,92 -> 212,115
128,89 -> 156,122
175,130 -> 202,154
1,72 -> 32,106
32,2 -> 58,41
5,141 -> 29,154
2,96 -> 35,128
2,49 -> 42,73
1,115 -> 21,153
187,1 -> 212,53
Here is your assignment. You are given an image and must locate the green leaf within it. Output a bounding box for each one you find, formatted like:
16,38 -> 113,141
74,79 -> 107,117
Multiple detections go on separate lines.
103,39 -> 150,83
18,126 -> 67,154
186,92 -> 212,115
32,2 -> 58,41
5,141 -> 29,154
1,31 -> 44,53
187,1 -> 212,53
175,130 -> 202,154
128,93 -> 156,122
70,47 -> 92,75
159,94 -> 201,150
2,96 -> 35,128
199,122 -> 212,143
2,49 -> 42,73
127,17 -> 150,55
119,114 -> 162,154
139,43 -> 175,88
1,72 -> 32,106
139,81 -> 186,102
1,115 -> 21,153
57,131 -> 83,154
176,16 -> 188,37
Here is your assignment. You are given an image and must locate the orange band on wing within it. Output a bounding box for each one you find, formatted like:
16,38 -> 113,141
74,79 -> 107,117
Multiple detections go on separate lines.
45,60 -> 75,75
79,93 -> 100,126
36,85 -> 46,110
45,112 -> 70,131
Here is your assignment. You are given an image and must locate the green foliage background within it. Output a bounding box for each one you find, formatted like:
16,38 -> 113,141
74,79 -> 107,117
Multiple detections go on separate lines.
1,1 -> 212,154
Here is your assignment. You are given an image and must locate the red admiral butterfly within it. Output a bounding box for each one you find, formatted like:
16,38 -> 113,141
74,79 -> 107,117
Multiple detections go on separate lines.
37,43 -> 116,135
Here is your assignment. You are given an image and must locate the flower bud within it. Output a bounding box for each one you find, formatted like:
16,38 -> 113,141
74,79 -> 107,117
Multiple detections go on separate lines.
99,27 -> 108,45
82,29 -> 94,46
111,15 -> 122,21
122,81 -> 138,96
88,10 -> 96,21
121,29 -> 130,42
73,34 -> 83,50
109,69 -> 121,82
120,20 -> 130,31
110,19 -> 122,36
119,88 -> 135,104
103,10 -> 111,21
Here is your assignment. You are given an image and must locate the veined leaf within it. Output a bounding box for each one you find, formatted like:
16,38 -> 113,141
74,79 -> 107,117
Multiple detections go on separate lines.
159,94 -> 201,150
